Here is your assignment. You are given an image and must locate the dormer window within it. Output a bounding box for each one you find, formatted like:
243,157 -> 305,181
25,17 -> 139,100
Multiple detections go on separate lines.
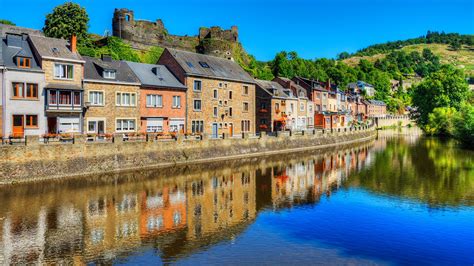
103,70 -> 116,79
17,57 -> 31,68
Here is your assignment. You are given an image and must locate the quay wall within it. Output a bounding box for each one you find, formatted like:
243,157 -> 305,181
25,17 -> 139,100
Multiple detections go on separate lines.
375,115 -> 413,128
0,128 -> 376,184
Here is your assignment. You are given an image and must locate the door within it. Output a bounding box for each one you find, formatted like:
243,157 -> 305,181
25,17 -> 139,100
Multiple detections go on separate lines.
48,117 -> 57,133
12,115 -> 24,137
212,123 -> 218,138
229,123 -> 234,136
97,121 -> 105,134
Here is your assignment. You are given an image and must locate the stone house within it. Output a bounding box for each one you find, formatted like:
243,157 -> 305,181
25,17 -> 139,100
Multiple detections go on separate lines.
126,61 -> 187,134
0,33 -> 46,137
367,100 -> 387,118
158,48 -> 255,136
255,79 -> 297,132
29,35 -> 85,134
348,81 -> 376,97
83,55 -> 141,134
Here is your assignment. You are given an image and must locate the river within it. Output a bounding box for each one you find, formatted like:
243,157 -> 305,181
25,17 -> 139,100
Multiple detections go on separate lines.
0,129 -> 472,265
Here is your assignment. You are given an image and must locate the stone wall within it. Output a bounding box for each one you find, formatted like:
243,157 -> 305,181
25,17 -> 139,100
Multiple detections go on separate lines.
0,127 -> 376,184
375,115 -> 412,128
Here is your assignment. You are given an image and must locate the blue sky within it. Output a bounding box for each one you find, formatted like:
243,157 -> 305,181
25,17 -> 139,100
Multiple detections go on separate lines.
0,0 -> 473,61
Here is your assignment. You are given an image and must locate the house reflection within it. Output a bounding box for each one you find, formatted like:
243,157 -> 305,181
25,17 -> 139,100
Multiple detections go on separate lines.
0,143 -> 372,264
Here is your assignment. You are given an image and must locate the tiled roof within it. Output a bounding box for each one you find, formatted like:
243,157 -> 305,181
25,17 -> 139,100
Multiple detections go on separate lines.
1,33 -> 41,71
83,56 -> 139,84
0,24 -> 42,37
29,35 -> 83,61
126,61 -> 186,89
165,48 -> 254,83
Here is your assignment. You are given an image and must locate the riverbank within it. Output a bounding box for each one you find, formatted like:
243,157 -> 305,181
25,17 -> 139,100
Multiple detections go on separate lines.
0,127 -> 376,184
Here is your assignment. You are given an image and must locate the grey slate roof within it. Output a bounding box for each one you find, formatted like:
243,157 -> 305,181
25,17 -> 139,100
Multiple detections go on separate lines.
83,56 -> 140,84
255,79 -> 296,99
1,33 -> 41,71
165,48 -> 254,83
0,24 -> 42,37
126,61 -> 186,89
29,35 -> 83,61
368,99 -> 386,106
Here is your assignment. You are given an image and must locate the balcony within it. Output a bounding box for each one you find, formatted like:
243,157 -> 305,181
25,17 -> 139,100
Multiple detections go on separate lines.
46,89 -> 83,112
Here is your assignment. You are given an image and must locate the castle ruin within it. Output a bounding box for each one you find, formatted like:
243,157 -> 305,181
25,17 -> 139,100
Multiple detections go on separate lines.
112,8 -> 240,60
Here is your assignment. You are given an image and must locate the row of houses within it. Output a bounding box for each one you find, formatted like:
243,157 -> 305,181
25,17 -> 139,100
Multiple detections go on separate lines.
0,30 -> 385,138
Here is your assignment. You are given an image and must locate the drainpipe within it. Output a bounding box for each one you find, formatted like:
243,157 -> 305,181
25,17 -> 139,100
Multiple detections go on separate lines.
1,67 -> 6,137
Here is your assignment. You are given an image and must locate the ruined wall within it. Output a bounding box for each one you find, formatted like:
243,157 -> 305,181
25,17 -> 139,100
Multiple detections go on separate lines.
112,8 -> 239,59
0,128 -> 376,184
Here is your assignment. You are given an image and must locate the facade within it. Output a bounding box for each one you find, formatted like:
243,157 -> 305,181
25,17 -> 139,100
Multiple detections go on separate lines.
348,81 -> 376,97
254,79 -> 297,132
366,100 -> 387,117
29,35 -> 85,134
158,48 -> 255,136
126,61 -> 187,134
273,77 -> 313,130
83,56 -> 141,134
1,33 -> 46,137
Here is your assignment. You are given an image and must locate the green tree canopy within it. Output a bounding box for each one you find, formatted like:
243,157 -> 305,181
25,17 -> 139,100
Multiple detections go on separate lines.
0,19 -> 15,26
411,65 -> 469,127
43,2 -> 89,42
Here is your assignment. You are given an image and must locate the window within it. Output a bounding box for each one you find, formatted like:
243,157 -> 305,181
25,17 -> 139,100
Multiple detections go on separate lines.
290,103 -> 294,113
300,103 -> 305,111
54,64 -> 74,79
89,91 -> 104,106
59,91 -> 72,105
17,57 -> 31,68
116,92 -> 137,106
12,82 -> 24,98
103,70 -> 116,79
316,92 -> 321,99
191,120 -> 204,133
241,120 -> 250,132
74,92 -> 81,105
213,107 -> 218,117
48,90 -> 57,105
146,118 -> 163,133
260,102 -> 267,109
146,94 -> 162,107
243,102 -> 249,112
193,80 -> 202,92
172,96 -> 181,108
26,84 -> 38,99
229,107 -> 233,117
25,115 -> 38,128
116,119 -> 136,132
260,119 -> 267,125
199,61 -> 210,68
243,85 -> 249,95
213,89 -> 218,99
229,91 -> 232,99
193,99 -> 202,111
219,82 -> 223,88
275,103 -> 280,111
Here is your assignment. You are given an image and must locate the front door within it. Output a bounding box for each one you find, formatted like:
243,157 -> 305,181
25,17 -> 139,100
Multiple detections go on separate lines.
229,123 -> 234,136
212,123 -> 218,138
12,115 -> 24,137
48,117 -> 57,134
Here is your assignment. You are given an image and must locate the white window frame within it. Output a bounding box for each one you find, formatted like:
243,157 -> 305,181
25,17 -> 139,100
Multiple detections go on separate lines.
213,106 -> 218,117
243,102 -> 249,112
116,118 -> 137,132
191,120 -> 204,134
54,63 -> 74,80
146,94 -> 163,108
86,118 -> 106,133
116,92 -> 137,107
103,70 -> 116,79
172,95 -> 181,108
193,80 -> 202,92
193,99 -> 202,111
88,90 -> 105,106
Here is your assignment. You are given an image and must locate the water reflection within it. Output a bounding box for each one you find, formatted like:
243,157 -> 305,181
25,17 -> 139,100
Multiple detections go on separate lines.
0,131 -> 472,264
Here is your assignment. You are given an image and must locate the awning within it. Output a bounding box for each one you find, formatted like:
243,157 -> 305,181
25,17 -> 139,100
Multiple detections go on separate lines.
45,83 -> 83,91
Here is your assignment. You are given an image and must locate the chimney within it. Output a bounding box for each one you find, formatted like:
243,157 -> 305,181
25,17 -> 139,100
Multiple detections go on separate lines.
326,79 -> 331,90
70,34 -> 77,53
101,54 -> 112,62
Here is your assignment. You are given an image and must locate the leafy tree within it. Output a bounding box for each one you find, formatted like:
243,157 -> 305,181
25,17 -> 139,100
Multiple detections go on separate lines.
337,52 -> 350,60
43,2 -> 89,42
424,107 -> 458,136
412,65 -> 469,127
0,19 -> 15,26
453,102 -> 474,148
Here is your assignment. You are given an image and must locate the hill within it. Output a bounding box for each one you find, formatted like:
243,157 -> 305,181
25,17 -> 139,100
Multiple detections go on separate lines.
343,43 -> 474,76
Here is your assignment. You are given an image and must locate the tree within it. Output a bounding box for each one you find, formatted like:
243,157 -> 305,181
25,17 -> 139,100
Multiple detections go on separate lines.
453,102 -> 474,148
337,52 -> 350,60
43,2 -> 89,42
424,107 -> 457,136
0,19 -> 15,26
412,65 -> 469,127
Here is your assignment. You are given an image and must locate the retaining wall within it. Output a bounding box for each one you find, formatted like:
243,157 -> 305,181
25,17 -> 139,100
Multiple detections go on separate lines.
0,128 -> 376,184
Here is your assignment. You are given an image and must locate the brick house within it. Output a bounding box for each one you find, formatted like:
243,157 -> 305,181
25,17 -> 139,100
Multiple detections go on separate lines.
126,61 -> 187,133
255,79 -> 298,132
158,48 -> 255,136
367,100 -> 387,118
29,35 -> 85,134
83,55 -> 141,134
0,33 -> 46,137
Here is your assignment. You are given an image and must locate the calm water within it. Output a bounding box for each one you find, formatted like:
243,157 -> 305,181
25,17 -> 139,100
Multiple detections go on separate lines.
0,129 -> 473,265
